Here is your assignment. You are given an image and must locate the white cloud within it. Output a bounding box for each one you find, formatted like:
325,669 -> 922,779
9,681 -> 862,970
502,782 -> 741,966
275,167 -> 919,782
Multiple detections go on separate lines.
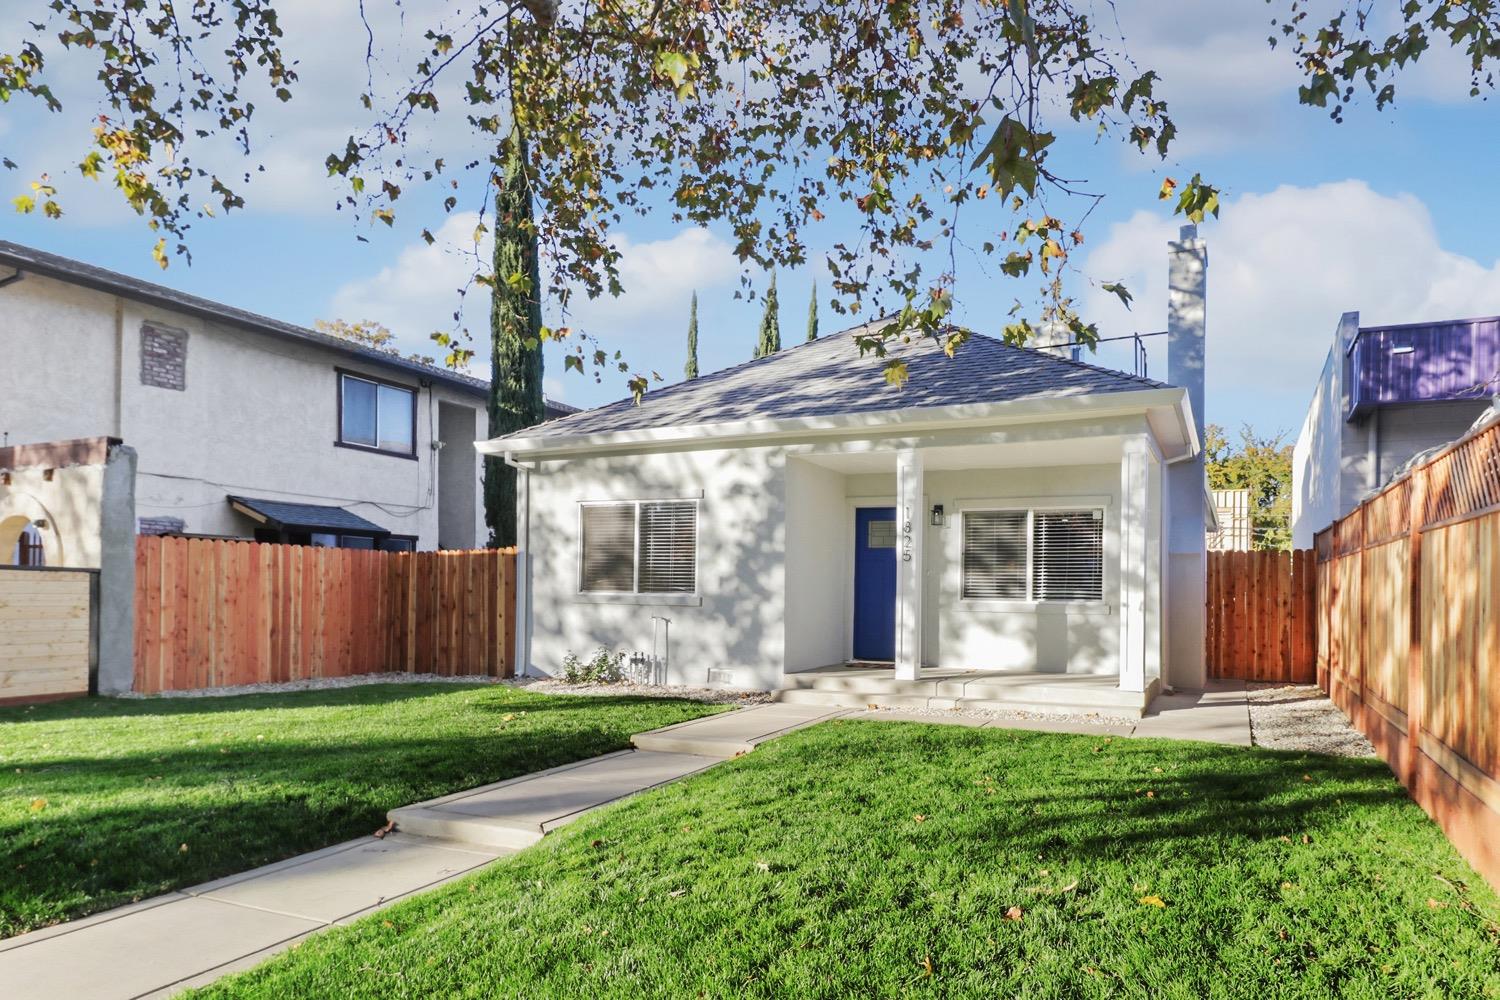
327,220 -> 740,377
1078,180 -> 1500,434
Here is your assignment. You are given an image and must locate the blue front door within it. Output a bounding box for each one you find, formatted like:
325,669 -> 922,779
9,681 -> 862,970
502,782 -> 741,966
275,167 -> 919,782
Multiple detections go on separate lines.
853,506 -> 898,661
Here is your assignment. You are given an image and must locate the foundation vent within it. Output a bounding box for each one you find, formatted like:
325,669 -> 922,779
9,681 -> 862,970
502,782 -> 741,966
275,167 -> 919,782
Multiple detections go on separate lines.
706,668 -> 734,687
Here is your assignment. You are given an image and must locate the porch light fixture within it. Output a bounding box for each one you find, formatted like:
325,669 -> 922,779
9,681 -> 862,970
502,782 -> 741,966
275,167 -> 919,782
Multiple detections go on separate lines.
930,504 -> 945,526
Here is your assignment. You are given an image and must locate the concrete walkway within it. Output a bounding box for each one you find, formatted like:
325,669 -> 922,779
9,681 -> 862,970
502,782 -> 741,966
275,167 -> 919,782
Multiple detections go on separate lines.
0,685 -> 1250,999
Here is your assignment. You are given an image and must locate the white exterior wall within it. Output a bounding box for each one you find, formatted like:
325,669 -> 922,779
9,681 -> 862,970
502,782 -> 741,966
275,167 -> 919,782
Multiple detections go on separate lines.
0,272 -> 487,548
783,458 -> 847,672
845,465 -> 1122,674
1292,346 -> 1345,548
525,445 -> 789,691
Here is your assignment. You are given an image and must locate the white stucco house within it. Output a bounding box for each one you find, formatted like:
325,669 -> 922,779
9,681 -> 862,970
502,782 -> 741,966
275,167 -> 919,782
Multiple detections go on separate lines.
0,240 -> 574,564
482,228 -> 1212,714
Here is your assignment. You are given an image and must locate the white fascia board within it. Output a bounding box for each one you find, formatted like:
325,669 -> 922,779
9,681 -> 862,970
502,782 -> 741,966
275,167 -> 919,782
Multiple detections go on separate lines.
477,387 -> 1193,460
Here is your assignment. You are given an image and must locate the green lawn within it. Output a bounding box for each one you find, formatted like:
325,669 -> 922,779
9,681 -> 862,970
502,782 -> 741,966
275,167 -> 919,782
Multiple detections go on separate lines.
0,683 -> 727,938
195,720 -> 1500,1000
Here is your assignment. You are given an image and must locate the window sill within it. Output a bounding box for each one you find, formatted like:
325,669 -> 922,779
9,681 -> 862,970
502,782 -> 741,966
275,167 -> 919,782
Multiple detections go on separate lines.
574,592 -> 703,607
334,441 -> 418,461
957,599 -> 1112,615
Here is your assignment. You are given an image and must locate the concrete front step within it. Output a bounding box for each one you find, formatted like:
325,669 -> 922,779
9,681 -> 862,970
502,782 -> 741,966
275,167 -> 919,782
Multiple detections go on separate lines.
773,678 -> 1154,718
388,749 -> 721,850
630,704 -> 850,757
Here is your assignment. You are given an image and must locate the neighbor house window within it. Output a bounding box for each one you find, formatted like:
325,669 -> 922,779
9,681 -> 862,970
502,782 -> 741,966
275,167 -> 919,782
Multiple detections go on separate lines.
339,372 -> 415,456
580,500 -> 698,594
961,508 -> 1104,602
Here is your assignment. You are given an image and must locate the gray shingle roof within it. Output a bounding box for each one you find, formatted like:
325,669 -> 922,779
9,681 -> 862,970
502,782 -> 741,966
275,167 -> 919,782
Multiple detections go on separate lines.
508,325 -> 1168,441
228,495 -> 388,534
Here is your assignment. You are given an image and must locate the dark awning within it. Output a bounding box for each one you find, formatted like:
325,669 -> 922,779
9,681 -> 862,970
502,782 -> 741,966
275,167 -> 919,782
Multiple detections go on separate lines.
227,495 -> 389,537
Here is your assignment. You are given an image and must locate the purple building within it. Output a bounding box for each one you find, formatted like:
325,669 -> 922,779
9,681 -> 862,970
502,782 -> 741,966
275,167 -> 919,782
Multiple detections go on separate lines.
1292,311 -> 1500,546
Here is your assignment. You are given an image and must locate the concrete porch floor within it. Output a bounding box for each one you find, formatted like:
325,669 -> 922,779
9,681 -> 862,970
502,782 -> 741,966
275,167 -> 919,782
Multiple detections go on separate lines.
775,664 -> 1160,717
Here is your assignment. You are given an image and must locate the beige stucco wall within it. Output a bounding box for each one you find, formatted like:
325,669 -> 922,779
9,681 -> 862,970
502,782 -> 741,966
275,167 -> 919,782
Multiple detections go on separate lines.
0,272 -> 487,548
0,464 -> 106,568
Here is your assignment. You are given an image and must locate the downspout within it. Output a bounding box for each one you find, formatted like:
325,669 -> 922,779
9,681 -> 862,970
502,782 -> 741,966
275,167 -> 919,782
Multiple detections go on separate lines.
502,451 -> 535,677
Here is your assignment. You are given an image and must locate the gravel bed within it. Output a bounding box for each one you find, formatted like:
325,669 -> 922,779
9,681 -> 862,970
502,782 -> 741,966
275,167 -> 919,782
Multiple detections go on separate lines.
1246,682 -> 1376,758
117,672 -> 770,704
118,672 -> 507,699
503,677 -> 773,705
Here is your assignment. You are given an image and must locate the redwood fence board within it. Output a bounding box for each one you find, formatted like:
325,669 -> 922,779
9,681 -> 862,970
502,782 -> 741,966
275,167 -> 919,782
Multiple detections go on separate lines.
1316,420 -> 1500,893
1206,549 -> 1316,682
133,537 -> 516,693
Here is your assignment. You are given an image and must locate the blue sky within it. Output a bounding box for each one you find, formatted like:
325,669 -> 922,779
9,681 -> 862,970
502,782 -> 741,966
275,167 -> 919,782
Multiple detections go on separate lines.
5,2 -> 1499,442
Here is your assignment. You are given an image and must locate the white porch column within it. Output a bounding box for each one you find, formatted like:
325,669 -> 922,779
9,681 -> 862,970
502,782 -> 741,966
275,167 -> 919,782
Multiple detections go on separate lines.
1118,437 -> 1156,693
894,448 -> 924,681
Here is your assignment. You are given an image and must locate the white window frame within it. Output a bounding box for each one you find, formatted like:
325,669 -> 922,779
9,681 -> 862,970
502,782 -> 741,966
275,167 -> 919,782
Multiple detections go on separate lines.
955,496 -> 1111,614
337,371 -> 417,458
575,497 -> 702,606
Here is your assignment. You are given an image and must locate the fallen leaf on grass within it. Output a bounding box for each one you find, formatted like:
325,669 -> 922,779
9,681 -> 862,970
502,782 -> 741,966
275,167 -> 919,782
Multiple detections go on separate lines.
1004,906 -> 1024,921
913,814 -> 927,823
28,797 -> 46,812
179,843 -> 190,853
1428,898 -> 1450,909
1139,895 -> 1166,907
669,889 -> 687,898
755,860 -> 771,872
920,955 -> 934,977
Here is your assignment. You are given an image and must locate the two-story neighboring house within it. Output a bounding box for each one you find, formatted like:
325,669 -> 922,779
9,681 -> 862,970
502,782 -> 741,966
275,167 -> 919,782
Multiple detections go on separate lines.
0,241 -> 573,555
1292,311 -> 1500,547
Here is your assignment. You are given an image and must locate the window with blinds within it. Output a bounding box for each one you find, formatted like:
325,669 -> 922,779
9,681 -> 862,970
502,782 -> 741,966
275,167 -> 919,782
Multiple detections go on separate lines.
1031,510 -> 1104,601
580,504 -> 636,592
639,501 -> 697,593
961,511 -> 1028,599
961,507 -> 1105,603
579,499 -> 698,594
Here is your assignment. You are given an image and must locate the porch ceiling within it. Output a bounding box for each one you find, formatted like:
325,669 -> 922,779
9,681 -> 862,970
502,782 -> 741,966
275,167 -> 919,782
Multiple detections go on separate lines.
798,435 -> 1131,473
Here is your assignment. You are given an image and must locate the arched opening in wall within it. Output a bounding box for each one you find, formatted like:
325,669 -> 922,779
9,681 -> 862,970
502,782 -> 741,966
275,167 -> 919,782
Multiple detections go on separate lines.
1,514 -> 57,567
13,523 -> 46,566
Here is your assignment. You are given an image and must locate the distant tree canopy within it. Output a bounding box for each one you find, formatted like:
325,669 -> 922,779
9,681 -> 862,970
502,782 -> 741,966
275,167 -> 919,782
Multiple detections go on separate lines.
1205,424 -> 1294,551
314,319 -> 435,366
6,1 -> 1496,394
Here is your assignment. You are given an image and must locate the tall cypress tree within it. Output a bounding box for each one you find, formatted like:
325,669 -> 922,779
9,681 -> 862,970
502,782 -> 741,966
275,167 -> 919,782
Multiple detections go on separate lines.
484,127 -> 546,549
806,281 -> 819,342
754,272 -> 781,359
684,291 -> 700,379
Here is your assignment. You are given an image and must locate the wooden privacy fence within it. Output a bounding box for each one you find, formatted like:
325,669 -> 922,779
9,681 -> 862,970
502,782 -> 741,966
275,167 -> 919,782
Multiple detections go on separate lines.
1205,549 -> 1317,682
134,536 -> 516,693
0,567 -> 96,705
1316,418 -> 1500,891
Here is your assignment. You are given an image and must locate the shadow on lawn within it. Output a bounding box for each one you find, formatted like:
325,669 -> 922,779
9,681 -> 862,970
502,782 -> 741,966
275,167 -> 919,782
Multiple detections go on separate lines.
0,683 -> 498,725
0,716 -> 694,937
755,723 -> 1410,868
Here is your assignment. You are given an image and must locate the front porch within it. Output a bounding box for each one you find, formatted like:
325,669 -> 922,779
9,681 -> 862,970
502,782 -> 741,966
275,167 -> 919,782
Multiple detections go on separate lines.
774,664 -> 1159,718
780,414 -> 1188,711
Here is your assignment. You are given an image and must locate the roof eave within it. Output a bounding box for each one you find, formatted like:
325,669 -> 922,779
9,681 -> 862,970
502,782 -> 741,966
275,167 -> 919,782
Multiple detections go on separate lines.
479,386 -> 1193,459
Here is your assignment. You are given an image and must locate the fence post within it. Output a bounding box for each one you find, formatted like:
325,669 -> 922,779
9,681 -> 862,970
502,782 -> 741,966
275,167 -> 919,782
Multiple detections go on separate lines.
1404,465 -> 1427,793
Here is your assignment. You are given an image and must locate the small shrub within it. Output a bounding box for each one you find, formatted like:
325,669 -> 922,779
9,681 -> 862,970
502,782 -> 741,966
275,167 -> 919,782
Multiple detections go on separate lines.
560,646 -> 627,685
